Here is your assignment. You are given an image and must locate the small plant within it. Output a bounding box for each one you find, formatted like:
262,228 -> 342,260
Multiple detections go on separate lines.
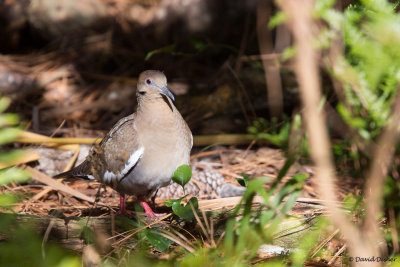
248,117 -> 291,147
166,164 -> 198,221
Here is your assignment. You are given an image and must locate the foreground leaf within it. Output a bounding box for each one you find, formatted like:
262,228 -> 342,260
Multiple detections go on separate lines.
172,164 -> 192,189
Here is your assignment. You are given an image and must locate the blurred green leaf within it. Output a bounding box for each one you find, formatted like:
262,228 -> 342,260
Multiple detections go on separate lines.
144,229 -> 172,252
247,126 -> 258,134
336,103 -> 366,129
0,113 -> 19,127
145,45 -> 175,61
80,225 -> 95,244
0,193 -> 19,207
0,167 -> 30,185
0,97 -> 11,113
269,11 -> 287,28
0,150 -> 26,163
282,46 -> 297,61
0,128 -> 20,145
189,36 -> 208,52
56,257 -> 80,267
280,191 -> 301,215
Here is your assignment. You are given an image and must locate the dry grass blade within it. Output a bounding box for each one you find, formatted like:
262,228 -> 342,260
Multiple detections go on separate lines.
190,149 -> 228,160
16,130 -> 99,146
63,147 -> 80,172
168,227 -> 195,248
16,130 -> 258,147
24,166 -> 101,205
41,219 -> 55,259
198,197 -> 338,212
111,213 -> 172,246
201,208 -> 211,240
156,229 -> 195,253
310,229 -> 339,257
198,196 -> 249,210
191,201 -> 210,241
31,187 -> 53,201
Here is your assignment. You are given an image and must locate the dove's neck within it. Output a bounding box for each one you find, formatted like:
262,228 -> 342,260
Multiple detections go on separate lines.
136,97 -> 177,128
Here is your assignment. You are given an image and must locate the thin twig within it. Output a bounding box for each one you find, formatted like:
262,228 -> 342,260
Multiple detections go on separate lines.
42,219 -> 55,259
328,244 -> 347,265
311,229 -> 340,257
389,207 -> 399,253
363,88 -> 400,254
278,0 -> 377,263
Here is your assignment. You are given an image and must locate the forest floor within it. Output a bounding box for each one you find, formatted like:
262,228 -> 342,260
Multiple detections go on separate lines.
1,132 -> 362,265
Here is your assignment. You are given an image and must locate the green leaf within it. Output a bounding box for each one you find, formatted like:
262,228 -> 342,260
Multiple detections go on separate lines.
236,173 -> 249,187
171,197 -> 198,221
145,45 -> 175,61
280,191 -> 301,215
243,177 -> 270,200
271,173 -> 307,208
81,225 -> 95,244
163,197 -> 183,207
277,157 -> 296,180
172,164 -> 192,188
189,36 -> 208,52
260,210 -> 275,226
144,229 -> 172,252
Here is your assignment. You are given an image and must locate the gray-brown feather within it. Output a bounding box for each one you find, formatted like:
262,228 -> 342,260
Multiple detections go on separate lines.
54,114 -> 143,185
53,160 -> 92,180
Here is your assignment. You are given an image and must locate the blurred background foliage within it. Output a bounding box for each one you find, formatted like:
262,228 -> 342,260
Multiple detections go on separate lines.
0,97 -> 80,266
2,0 -> 400,265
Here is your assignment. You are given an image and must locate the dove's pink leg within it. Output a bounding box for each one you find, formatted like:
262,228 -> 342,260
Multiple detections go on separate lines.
118,194 -> 126,214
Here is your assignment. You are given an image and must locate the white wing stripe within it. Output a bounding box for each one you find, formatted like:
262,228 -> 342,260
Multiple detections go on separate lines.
103,146 -> 144,183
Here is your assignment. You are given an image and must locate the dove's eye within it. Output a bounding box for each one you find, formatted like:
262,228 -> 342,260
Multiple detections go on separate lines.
145,78 -> 152,85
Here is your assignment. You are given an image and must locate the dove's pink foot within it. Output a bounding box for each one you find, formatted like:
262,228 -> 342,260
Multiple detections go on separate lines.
140,200 -> 156,218
138,197 -> 166,223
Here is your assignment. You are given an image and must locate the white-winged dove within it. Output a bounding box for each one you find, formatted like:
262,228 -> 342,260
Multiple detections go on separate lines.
55,70 -> 193,218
